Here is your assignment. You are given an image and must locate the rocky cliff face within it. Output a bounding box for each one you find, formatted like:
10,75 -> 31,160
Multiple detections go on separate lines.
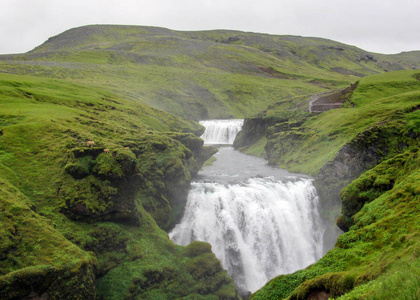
334,122 -> 419,231
314,125 -> 389,212
233,113 -> 305,156
313,125 -> 394,248
233,117 -> 269,149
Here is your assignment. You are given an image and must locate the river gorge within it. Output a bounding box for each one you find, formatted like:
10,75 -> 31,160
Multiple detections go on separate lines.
170,120 -> 330,294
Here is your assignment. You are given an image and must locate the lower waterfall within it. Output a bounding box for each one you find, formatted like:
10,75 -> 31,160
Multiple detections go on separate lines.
169,120 -> 327,294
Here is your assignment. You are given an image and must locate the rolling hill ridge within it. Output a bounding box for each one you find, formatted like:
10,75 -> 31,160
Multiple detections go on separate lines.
1,25 -> 419,120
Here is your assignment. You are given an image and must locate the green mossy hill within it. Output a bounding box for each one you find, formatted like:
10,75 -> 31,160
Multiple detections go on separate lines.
0,74 -> 238,299
0,177 -> 97,299
249,72 -> 420,298
338,146 -> 420,231
29,25 -> 418,74
260,70 -> 420,234
1,25 -> 419,120
261,70 -> 420,175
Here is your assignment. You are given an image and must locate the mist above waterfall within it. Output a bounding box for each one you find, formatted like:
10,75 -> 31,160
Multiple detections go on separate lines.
170,120 -> 328,294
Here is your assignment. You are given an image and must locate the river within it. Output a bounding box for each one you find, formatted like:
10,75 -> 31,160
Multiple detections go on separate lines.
169,119 -> 327,294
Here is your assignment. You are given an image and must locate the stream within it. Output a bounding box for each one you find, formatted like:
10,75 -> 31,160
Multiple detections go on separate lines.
169,119 -> 328,294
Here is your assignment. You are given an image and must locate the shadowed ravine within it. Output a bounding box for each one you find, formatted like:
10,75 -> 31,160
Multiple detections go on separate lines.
169,120 -> 329,294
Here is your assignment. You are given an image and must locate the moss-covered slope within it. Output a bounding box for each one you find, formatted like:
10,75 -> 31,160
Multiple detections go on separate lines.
0,73 -> 238,299
252,147 -> 420,300
250,70 -> 420,299
259,70 -> 420,175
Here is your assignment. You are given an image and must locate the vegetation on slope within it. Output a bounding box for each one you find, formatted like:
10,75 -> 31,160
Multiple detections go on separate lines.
1,25 -> 419,299
2,25 -> 418,121
0,73 -> 237,299
252,147 -> 420,299
261,70 -> 420,175
251,70 -> 420,299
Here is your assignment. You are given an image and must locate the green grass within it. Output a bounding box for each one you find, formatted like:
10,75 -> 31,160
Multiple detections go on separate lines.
4,24 -> 417,121
263,70 -> 420,175
1,25 -> 419,299
243,136 -> 268,157
336,257 -> 420,300
253,147 -> 420,299
252,70 -> 420,299
0,73 -> 238,299
3,65 -> 308,114
0,57 -> 333,120
0,73 -> 202,133
0,176 -> 97,298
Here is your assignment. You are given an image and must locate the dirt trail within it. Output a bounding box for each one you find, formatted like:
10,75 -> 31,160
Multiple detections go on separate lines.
309,91 -> 343,113
309,83 -> 357,113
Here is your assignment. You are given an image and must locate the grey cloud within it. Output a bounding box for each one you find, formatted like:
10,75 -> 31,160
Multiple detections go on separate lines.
1,0 -> 419,54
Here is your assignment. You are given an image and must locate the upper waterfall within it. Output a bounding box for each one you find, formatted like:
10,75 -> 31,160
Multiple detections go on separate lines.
199,119 -> 244,144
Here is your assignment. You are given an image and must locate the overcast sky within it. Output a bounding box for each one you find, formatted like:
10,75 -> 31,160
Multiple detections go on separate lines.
1,0 -> 419,55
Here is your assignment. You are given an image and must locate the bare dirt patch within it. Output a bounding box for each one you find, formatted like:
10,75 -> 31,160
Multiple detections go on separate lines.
309,82 -> 358,113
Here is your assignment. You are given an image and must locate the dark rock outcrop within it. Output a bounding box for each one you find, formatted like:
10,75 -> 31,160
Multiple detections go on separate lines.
233,117 -> 280,150
314,125 -> 389,211
314,122 -> 419,232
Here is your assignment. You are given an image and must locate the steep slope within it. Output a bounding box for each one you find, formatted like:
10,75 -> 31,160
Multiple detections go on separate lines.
249,70 -> 420,299
1,25 -> 419,120
0,73 -> 238,299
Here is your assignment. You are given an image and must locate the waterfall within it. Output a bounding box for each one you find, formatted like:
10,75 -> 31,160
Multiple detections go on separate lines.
169,177 -> 324,293
199,119 -> 244,144
169,119 -> 326,294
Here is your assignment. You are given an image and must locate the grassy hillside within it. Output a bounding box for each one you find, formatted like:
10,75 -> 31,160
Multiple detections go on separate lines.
1,25 -> 418,121
261,70 -> 420,174
0,73 -> 238,299
251,70 -> 420,299
0,25 -> 419,299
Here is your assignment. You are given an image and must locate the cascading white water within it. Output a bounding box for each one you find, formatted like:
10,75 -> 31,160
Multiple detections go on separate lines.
169,120 -> 327,294
169,177 -> 324,293
199,119 -> 244,144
